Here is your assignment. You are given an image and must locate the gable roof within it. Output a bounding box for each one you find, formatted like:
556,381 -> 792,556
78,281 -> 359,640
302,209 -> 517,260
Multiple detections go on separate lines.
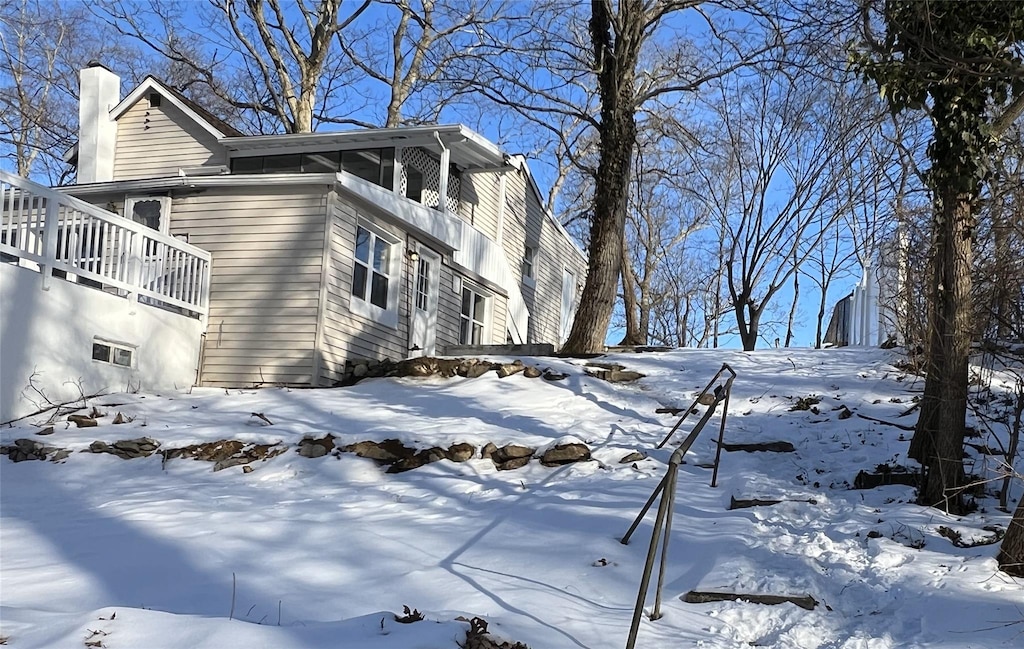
111,76 -> 244,139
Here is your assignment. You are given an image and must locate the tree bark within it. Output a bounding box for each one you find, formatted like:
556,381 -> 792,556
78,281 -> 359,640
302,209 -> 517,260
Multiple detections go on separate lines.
785,264 -> 799,347
997,496 -> 1024,577
620,239 -> 644,345
561,0 -> 639,354
911,182 -> 975,513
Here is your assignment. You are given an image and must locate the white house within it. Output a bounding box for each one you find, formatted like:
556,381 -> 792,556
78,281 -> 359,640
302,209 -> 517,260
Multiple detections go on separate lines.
0,64 -> 587,421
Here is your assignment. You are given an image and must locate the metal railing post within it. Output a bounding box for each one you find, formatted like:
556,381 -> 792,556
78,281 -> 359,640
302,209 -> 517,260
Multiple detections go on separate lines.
622,363 -> 738,649
710,372 -> 736,488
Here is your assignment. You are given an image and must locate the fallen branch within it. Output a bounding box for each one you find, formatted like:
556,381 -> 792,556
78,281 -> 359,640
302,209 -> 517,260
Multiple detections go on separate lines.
855,413 -> 916,431
682,591 -> 818,611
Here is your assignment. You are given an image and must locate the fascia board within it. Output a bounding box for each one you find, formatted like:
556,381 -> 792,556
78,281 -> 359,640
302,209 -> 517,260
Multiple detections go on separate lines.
59,173 -> 337,196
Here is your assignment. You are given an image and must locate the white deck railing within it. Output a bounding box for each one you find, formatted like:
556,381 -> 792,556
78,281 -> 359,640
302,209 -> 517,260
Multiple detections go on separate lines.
1,170 -> 211,319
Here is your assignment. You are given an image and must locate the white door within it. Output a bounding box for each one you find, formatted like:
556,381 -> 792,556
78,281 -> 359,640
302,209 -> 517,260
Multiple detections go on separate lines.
560,267 -> 577,342
125,197 -> 170,290
410,247 -> 441,356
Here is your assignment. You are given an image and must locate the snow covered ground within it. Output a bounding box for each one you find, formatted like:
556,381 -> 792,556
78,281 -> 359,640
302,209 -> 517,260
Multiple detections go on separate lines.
1,348 -> 1021,648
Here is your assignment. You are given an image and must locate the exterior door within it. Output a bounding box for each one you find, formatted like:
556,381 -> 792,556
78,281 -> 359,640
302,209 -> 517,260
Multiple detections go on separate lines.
560,267 -> 576,343
410,246 -> 441,356
125,197 -> 170,290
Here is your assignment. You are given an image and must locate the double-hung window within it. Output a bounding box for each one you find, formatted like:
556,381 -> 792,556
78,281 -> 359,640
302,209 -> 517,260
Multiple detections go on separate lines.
351,222 -> 399,327
459,285 -> 490,345
522,245 -> 537,286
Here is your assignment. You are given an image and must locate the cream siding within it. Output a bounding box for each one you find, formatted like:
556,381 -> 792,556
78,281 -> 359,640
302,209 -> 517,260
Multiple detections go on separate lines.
497,168 -> 586,346
318,201 -> 411,384
434,259 -> 463,352
113,99 -> 226,180
168,186 -> 329,386
459,172 -> 502,239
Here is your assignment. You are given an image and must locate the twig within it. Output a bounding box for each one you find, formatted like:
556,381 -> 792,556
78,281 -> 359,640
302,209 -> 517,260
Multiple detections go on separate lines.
250,412 -> 273,426
856,413 -> 916,431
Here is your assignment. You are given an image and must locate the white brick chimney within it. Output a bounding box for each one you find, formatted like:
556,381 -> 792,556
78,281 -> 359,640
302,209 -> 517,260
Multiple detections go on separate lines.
78,63 -> 120,183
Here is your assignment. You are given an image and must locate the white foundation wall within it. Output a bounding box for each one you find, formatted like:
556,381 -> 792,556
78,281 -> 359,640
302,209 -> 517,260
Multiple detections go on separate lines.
0,264 -> 204,422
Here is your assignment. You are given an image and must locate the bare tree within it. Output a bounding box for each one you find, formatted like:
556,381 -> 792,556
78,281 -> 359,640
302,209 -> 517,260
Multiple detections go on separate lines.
451,0 -> 774,352
337,0 -> 514,127
0,0 -> 135,181
97,0 -> 371,133
689,50 -> 881,350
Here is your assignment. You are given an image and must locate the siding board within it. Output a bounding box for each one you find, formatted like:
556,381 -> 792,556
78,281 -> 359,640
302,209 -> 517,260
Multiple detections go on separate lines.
168,186 -> 328,387
113,99 -> 226,179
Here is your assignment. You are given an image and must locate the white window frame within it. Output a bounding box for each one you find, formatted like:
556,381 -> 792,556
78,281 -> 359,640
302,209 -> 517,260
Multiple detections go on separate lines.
459,282 -> 492,346
350,219 -> 401,329
124,196 -> 172,235
92,337 -> 136,369
522,244 -> 537,287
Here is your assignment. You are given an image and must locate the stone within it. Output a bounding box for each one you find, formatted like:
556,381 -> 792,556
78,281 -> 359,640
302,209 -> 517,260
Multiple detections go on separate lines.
243,465 -> 254,473
496,456 -> 531,471
214,456 -> 254,471
464,362 -> 495,379
341,439 -> 415,463
540,443 -> 591,466
604,370 -> 645,383
492,444 -> 534,464
586,361 -> 625,372
696,392 -> 717,406
50,449 -> 71,462
36,426 -> 55,436
455,359 -> 483,377
619,451 -> 646,464
68,415 -> 98,428
388,447 -> 448,473
542,370 -> 568,381
298,435 -> 335,459
2,438 -> 58,462
480,442 -> 498,460
447,443 -> 476,462
523,366 -> 543,379
89,440 -> 112,454
112,413 -> 127,425
298,443 -> 328,458
496,361 -> 526,378
353,363 -> 369,377
838,405 -> 852,420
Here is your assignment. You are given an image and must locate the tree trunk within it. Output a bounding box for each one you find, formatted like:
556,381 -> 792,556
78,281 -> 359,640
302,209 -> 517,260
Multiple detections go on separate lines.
735,302 -> 760,351
785,266 -> 799,347
561,0 -> 639,354
815,285 -> 827,349
912,183 -> 975,514
997,496 -> 1024,577
620,241 -> 644,345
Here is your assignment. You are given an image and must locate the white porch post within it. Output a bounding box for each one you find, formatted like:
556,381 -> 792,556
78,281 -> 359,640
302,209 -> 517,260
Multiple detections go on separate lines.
434,132 -> 450,214
393,147 -> 404,195
39,198 -> 60,291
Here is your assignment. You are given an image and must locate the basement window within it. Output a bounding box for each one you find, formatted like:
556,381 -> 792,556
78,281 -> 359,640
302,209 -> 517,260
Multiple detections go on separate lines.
92,339 -> 135,368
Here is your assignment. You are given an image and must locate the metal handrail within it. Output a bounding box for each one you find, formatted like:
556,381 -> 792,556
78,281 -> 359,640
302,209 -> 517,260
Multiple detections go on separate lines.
621,363 -> 737,649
